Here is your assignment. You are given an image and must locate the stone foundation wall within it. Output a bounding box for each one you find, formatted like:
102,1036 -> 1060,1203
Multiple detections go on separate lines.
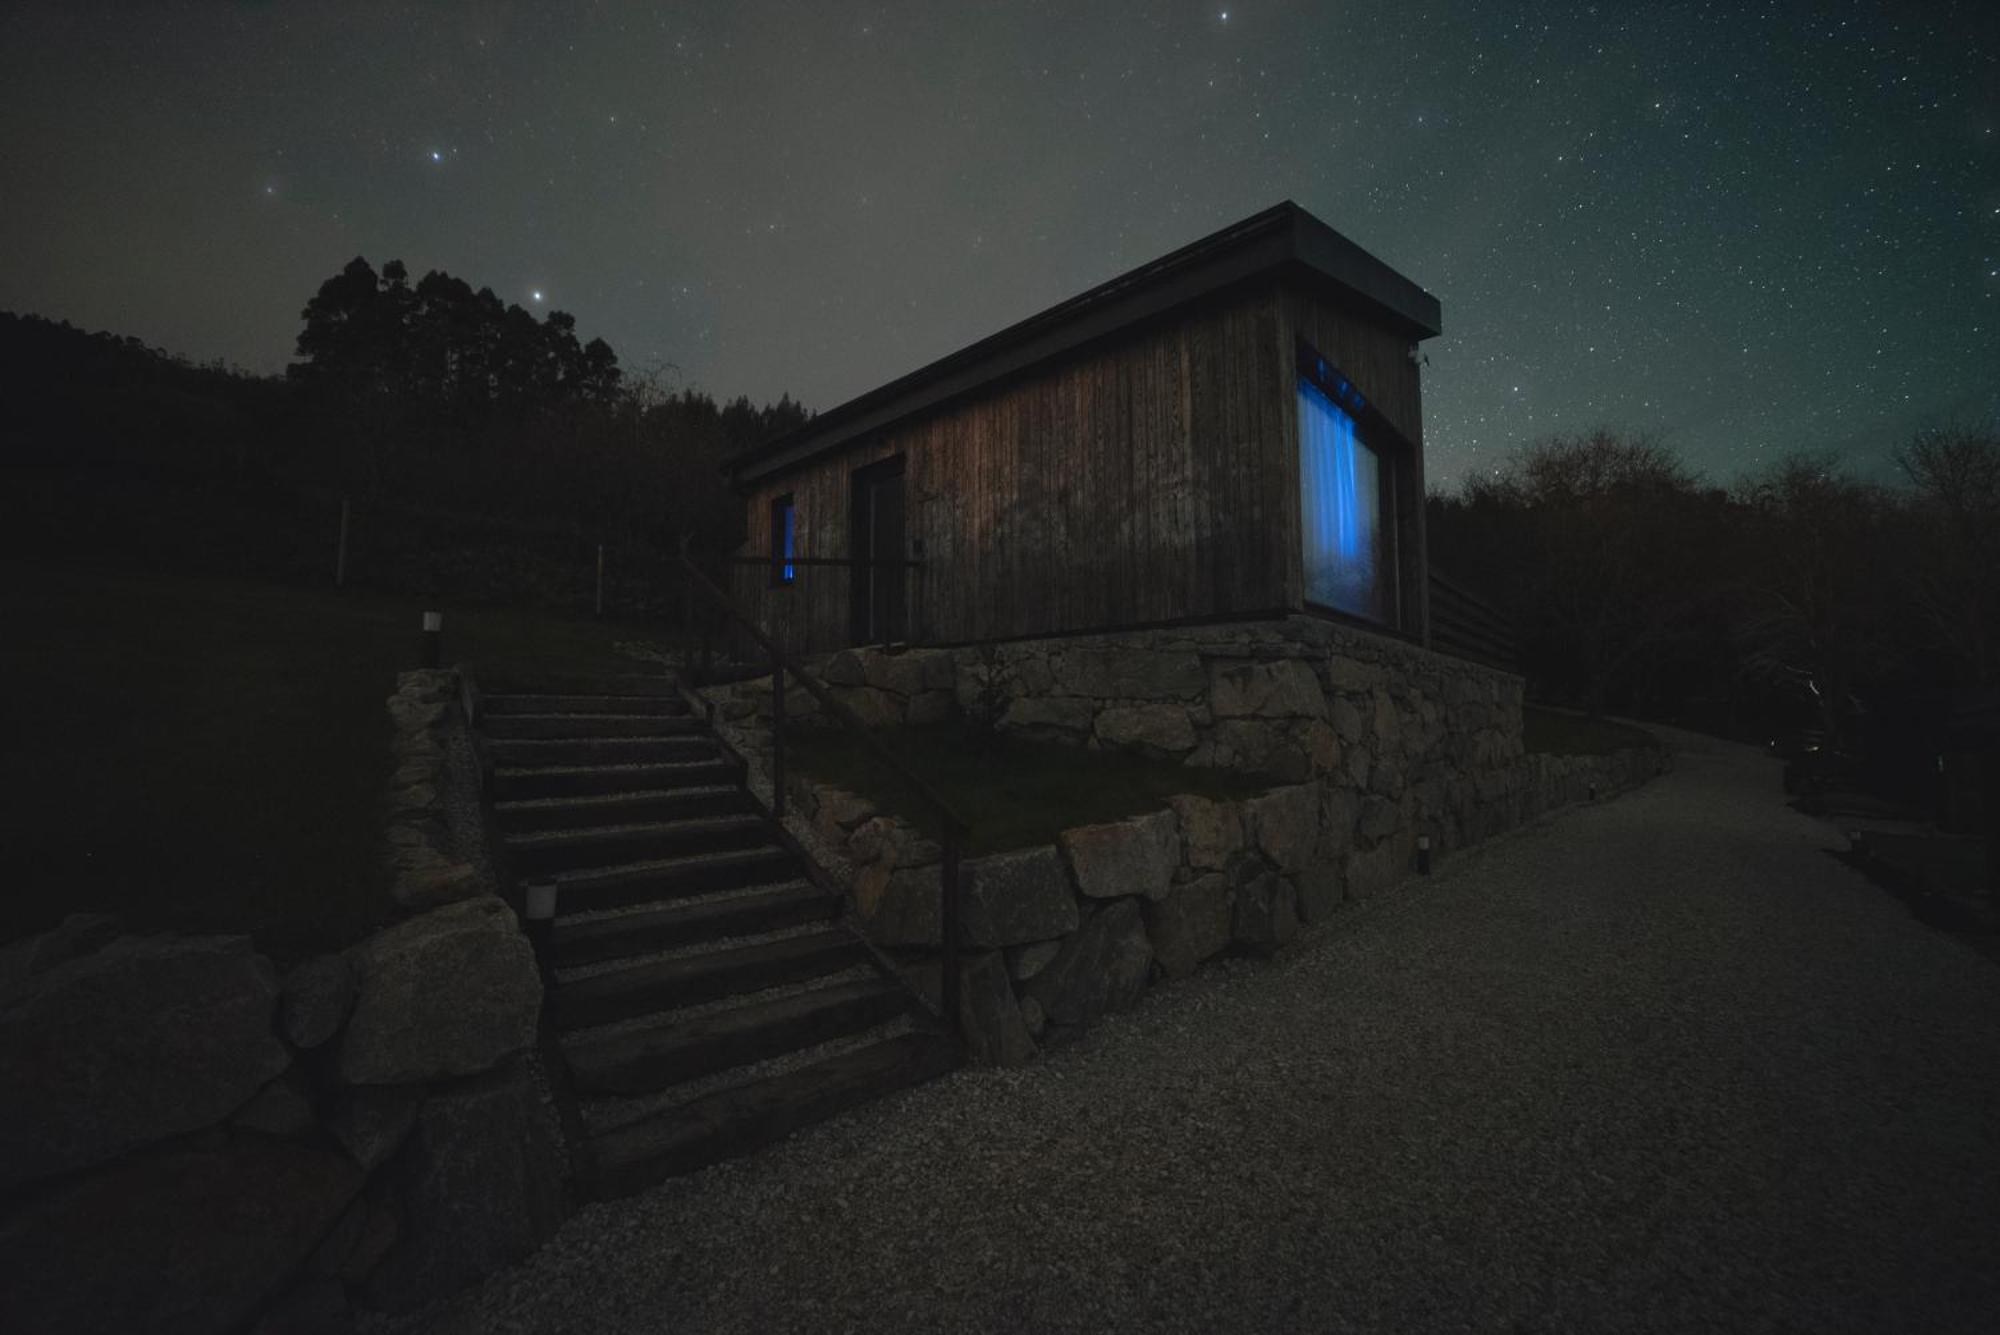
784,728 -> 1664,1063
703,621 -> 1669,1060
0,670 -> 566,1334
706,614 -> 1540,867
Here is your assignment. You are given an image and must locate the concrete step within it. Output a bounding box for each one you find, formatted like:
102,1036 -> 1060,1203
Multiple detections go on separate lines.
479,671 -> 682,697
482,713 -> 708,741
562,976 -> 910,1095
490,785 -> 751,835
555,928 -> 862,1030
585,1032 -> 957,1196
552,882 -> 834,968
482,692 -> 691,717
490,758 -> 742,801
549,845 -> 802,915
505,814 -> 771,877
486,735 -> 719,768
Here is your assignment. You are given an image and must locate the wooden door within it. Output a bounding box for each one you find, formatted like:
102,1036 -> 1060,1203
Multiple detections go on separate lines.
850,456 -> 907,644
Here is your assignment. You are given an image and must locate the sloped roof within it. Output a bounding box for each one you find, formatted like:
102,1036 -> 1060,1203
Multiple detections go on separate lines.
728,201 -> 1441,486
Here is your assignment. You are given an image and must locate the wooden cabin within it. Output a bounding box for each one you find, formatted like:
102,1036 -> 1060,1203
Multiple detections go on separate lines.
723,202 -> 1443,656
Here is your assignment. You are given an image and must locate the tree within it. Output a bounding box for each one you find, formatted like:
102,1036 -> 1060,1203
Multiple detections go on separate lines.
288,256 -> 638,506
291,257 -> 622,420
1731,453 -> 1902,752
1457,430 -> 1721,716
291,258 -> 414,393
1894,426 -> 2000,687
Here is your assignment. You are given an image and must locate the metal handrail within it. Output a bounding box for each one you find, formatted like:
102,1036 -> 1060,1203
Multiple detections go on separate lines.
677,539 -> 971,1043
1428,566 -> 1520,671
721,555 -> 925,569
723,551 -> 929,646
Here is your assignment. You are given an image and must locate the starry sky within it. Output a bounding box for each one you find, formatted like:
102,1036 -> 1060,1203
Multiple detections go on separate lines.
2,1 -> 1994,488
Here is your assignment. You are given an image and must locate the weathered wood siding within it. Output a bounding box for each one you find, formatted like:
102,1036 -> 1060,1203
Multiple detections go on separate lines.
733,285 -> 1302,654
1276,290 -> 1431,641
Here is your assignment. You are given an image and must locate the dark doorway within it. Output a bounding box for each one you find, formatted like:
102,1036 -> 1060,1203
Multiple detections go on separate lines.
850,455 -> 907,644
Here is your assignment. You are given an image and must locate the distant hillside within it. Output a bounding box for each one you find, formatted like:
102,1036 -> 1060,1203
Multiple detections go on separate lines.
0,302 -> 807,614
0,311 -> 288,476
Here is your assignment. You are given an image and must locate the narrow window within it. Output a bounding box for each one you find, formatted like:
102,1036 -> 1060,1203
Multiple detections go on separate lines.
1298,368 -> 1392,624
770,494 -> 796,586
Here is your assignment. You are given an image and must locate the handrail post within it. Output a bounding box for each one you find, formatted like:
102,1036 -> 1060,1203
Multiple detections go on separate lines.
699,602 -> 714,686
940,833 -> 961,1038
770,647 -> 786,821
678,533 -> 698,684
676,549 -> 975,1054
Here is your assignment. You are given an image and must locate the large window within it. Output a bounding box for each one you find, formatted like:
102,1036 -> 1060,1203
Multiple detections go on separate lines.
769,494 -> 796,586
1298,353 -> 1394,624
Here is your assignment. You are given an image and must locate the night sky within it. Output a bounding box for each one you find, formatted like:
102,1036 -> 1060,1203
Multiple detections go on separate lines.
3,2 -> 1994,487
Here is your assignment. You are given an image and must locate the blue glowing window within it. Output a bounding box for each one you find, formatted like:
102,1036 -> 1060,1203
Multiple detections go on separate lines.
770,496 -> 796,585
1298,375 -> 1390,623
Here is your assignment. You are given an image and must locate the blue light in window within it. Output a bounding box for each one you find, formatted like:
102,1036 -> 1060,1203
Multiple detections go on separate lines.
1298,376 -> 1386,621
780,502 -> 796,583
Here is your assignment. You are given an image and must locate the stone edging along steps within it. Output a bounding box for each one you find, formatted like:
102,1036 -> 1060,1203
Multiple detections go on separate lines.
472,673 -> 952,1199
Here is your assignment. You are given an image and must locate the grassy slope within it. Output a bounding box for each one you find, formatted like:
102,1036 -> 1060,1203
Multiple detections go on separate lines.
798,709 -> 1661,855
0,559 -> 662,961
787,723 -> 1268,856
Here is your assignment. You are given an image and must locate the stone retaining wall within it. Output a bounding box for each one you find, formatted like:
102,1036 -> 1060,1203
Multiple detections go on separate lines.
783,733 -> 1666,1063
0,669 -> 566,1335
708,614 -> 1553,869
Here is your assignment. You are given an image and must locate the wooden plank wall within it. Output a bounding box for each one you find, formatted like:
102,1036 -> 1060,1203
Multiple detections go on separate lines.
1278,290 -> 1430,643
732,282 -> 1432,656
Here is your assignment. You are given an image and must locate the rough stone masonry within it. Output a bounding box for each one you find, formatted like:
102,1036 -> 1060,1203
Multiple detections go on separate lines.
708,613 -> 1637,875
0,670 -> 566,1335
704,617 -> 1668,1064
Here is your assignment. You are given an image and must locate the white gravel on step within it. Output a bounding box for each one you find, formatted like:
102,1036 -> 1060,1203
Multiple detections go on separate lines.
366,731 -> 2000,1335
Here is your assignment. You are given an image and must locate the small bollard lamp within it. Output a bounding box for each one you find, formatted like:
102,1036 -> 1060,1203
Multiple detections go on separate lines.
524,881 -> 557,970
1416,833 -> 1432,876
420,611 -> 443,669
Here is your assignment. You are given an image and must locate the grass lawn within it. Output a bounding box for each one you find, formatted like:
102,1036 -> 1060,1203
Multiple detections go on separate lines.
1523,705 -> 1660,756
786,722 -> 1269,856
0,559 -> 669,961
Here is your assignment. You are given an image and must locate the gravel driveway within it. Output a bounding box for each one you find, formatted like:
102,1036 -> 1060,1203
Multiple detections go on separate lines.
392,729 -> 2000,1334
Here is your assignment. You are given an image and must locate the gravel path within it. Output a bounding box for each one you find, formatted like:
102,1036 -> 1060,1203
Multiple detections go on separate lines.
391,730 -> 2000,1334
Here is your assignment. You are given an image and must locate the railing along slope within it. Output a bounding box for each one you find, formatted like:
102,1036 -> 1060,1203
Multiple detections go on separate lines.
677,544 -> 974,1042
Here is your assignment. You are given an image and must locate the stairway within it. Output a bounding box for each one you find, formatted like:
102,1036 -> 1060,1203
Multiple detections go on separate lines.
475,675 -> 955,1197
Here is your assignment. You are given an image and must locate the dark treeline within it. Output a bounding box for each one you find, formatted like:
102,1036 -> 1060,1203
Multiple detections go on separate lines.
0,258 -> 809,607
8,270 -> 1994,777
283,257 -> 805,548
1428,427 -> 2000,802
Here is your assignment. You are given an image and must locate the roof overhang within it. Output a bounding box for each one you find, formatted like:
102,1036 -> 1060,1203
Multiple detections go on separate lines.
727,201 -> 1441,488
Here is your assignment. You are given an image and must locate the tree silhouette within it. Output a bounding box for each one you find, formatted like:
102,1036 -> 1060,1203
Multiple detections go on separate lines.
1454,430 -> 1722,716
1732,454 -> 1901,752
1895,427 -> 2000,688
291,257 -> 621,418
